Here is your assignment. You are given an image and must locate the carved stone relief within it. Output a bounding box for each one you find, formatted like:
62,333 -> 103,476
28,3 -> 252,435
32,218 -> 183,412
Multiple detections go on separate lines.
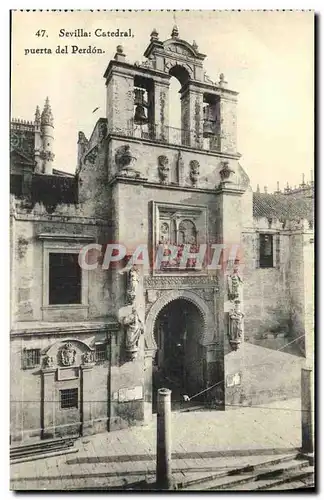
43,355 -> 54,368
158,155 -> 170,184
144,274 -> 218,289
114,145 -> 142,178
82,351 -> 93,364
189,160 -> 200,187
219,160 -> 235,184
85,146 -> 98,165
60,342 -> 76,366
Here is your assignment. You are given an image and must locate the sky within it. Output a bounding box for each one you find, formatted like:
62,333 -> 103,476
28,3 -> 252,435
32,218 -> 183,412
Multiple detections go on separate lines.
11,10 -> 314,192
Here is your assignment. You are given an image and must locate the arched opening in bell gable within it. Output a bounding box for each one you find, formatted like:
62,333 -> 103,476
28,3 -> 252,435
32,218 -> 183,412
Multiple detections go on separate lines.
168,64 -> 191,146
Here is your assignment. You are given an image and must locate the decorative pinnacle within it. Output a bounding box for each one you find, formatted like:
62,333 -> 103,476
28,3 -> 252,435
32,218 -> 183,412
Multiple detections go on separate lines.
150,28 -> 159,41
171,25 -> 179,38
34,105 -> 41,124
41,97 -> 54,127
256,184 -> 260,193
219,73 -> 228,87
116,45 -> 124,54
192,40 -> 198,50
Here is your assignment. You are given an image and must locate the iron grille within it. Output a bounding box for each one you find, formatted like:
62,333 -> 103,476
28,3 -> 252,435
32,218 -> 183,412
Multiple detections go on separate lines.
95,344 -> 107,363
23,348 -> 41,369
60,388 -> 78,409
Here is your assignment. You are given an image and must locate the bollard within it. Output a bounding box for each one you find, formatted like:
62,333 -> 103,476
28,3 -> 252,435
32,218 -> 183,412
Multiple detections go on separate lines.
301,368 -> 314,455
156,388 -> 173,490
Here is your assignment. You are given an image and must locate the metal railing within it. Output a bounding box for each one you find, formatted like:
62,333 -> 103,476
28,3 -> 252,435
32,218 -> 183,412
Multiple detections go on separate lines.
109,121 -> 220,152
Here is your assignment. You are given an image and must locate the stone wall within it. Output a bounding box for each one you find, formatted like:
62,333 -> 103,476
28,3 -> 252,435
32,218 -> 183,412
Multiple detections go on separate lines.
288,229 -> 314,358
10,330 -> 112,443
224,342 -> 306,408
11,212 -> 112,324
108,137 -> 241,188
106,73 -> 134,134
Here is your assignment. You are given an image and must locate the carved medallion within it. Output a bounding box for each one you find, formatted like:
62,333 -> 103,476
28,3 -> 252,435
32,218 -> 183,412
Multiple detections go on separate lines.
60,342 -> 76,367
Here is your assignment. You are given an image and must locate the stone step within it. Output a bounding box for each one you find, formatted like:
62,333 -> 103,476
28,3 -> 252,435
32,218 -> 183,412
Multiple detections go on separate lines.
10,437 -> 77,461
229,466 -> 314,491
181,457 -> 309,491
10,447 -> 79,465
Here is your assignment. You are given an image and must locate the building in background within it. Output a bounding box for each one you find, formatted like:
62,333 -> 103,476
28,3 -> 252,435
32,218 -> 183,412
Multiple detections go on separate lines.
10,27 -> 314,445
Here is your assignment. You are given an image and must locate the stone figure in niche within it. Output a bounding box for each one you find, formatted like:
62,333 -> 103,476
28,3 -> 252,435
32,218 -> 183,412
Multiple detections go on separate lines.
158,155 -> 169,184
82,351 -> 93,364
122,307 -> 144,361
98,121 -> 107,142
127,267 -> 140,305
228,300 -> 244,351
189,160 -> 200,186
227,266 -> 243,301
43,355 -> 54,368
60,342 -> 76,367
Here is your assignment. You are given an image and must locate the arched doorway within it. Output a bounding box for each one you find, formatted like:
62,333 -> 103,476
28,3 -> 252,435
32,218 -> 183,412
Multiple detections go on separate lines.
152,298 -> 205,411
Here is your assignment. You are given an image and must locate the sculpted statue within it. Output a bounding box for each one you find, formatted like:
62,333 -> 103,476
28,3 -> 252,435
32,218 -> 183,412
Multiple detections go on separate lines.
43,355 -> 54,368
122,307 -> 144,361
227,267 -> 243,301
228,301 -> 244,351
82,351 -> 93,364
127,267 -> 140,304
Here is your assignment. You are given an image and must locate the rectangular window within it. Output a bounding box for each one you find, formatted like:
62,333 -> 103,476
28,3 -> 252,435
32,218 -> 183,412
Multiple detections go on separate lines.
95,344 -> 107,363
60,388 -> 78,409
49,253 -> 81,305
259,234 -> 274,268
23,348 -> 41,369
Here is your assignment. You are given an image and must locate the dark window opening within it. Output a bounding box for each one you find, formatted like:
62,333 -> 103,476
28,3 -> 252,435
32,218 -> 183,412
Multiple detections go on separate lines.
49,253 -> 81,305
60,388 -> 78,409
259,234 -> 274,268
23,348 -> 41,369
95,344 -> 107,363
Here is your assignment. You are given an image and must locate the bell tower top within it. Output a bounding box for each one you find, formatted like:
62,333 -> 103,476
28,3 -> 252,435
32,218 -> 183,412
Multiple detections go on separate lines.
141,26 -> 206,82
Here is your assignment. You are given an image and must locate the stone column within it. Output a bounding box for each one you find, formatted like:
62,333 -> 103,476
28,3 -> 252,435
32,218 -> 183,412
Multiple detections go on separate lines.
215,181 -> 246,408
81,364 -> 95,436
301,368 -> 314,457
154,81 -> 170,142
180,85 -> 204,148
156,388 -> 173,490
218,95 -> 238,155
41,368 -> 56,439
106,72 -> 134,135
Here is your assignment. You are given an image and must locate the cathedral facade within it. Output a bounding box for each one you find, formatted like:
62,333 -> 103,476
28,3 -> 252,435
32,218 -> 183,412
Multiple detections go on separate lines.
10,28 -> 314,444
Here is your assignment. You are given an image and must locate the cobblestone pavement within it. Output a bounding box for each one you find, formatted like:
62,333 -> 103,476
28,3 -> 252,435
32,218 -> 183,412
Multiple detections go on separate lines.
11,398 -> 304,490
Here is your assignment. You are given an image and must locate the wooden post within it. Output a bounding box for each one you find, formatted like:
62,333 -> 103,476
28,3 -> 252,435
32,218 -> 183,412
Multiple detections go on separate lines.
156,388 -> 173,490
301,368 -> 314,455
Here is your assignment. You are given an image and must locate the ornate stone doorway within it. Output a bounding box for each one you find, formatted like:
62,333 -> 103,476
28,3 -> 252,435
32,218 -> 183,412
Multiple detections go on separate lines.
152,298 -> 205,411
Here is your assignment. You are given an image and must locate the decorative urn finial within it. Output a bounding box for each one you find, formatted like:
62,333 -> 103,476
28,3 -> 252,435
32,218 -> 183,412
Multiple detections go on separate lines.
219,73 -> 228,87
150,28 -> 159,41
171,25 -> 179,38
